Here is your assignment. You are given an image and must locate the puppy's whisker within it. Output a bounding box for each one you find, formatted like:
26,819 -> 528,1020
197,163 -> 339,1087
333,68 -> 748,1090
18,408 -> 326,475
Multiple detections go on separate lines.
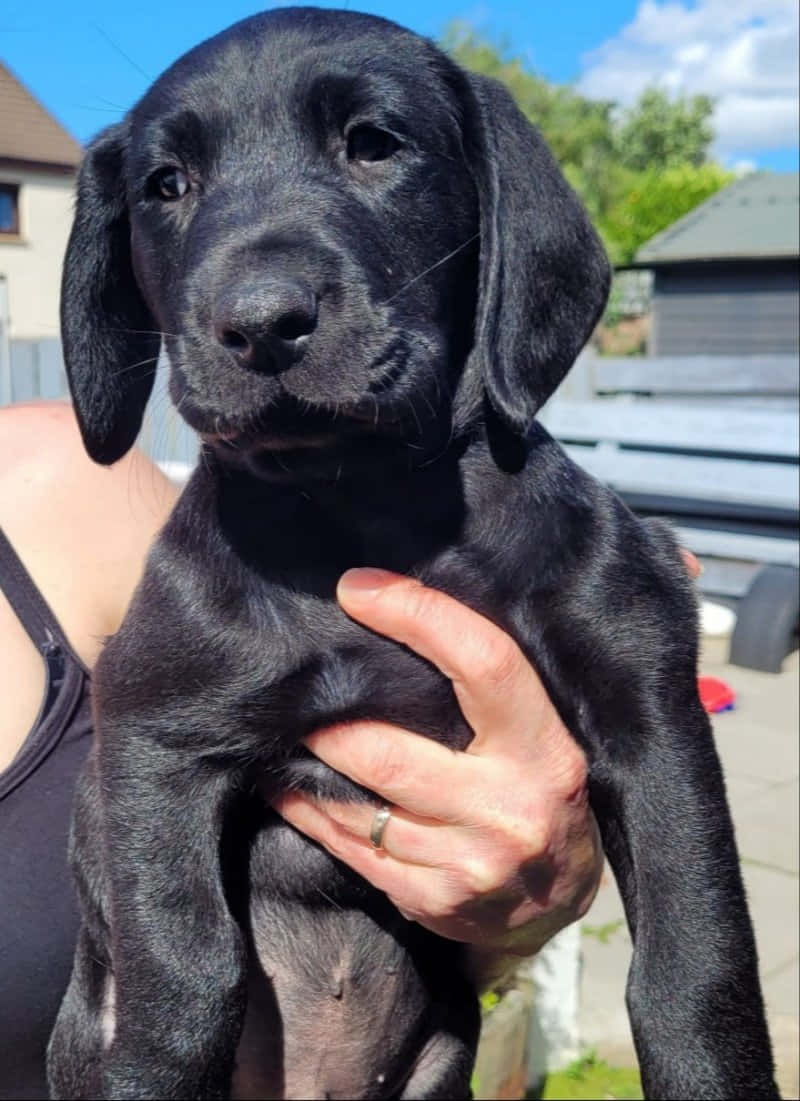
142,386 -> 175,466
403,396 -> 424,442
90,94 -> 132,111
381,234 -> 479,305
92,22 -> 153,81
109,355 -> 160,380
106,328 -> 183,340
314,885 -> 343,912
74,105 -> 131,115
415,381 -> 437,421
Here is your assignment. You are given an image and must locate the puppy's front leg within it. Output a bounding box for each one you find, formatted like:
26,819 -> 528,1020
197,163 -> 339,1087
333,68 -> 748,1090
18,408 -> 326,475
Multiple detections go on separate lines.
587,690 -> 778,1099
100,733 -> 247,1100
529,511 -> 778,1098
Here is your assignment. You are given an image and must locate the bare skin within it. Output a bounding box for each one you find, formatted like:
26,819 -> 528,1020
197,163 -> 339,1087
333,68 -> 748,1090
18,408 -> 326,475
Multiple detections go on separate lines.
0,401 -> 177,770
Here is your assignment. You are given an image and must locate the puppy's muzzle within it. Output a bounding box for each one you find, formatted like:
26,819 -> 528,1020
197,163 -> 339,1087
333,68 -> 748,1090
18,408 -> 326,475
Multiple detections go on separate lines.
213,277 -> 319,376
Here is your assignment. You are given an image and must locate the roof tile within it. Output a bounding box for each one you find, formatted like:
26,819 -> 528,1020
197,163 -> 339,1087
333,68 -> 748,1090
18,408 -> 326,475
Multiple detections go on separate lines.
0,61 -> 82,169
635,172 -> 799,264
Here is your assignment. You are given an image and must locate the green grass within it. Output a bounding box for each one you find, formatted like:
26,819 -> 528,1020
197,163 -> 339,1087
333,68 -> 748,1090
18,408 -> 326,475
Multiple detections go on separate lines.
530,1053 -> 643,1100
581,919 -> 624,944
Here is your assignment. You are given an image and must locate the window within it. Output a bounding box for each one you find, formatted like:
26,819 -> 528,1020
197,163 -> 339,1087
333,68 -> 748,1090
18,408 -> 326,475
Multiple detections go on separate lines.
0,184 -> 20,235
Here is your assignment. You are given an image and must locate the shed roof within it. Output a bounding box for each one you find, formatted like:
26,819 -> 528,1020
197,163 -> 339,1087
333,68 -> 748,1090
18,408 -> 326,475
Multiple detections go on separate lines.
632,172 -> 799,266
0,61 -> 81,169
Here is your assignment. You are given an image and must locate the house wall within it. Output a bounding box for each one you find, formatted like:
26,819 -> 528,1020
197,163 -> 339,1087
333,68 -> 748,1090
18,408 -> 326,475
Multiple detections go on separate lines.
650,261 -> 799,356
0,166 -> 75,339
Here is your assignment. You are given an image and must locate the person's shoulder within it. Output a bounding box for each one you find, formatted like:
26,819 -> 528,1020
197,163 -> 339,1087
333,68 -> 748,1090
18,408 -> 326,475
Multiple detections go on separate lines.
0,400 -> 86,475
0,400 -> 178,538
0,402 -> 181,664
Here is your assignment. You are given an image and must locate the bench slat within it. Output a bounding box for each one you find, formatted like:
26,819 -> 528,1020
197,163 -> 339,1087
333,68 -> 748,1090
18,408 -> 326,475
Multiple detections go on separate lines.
541,401 -> 799,458
562,444 -> 800,513
592,355 -> 799,396
672,527 -> 799,569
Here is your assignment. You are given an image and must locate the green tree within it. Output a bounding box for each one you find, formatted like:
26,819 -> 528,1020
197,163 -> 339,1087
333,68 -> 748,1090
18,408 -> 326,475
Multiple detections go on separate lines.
442,26 -> 732,264
443,24 -> 616,193
616,88 -> 715,172
599,162 -> 733,265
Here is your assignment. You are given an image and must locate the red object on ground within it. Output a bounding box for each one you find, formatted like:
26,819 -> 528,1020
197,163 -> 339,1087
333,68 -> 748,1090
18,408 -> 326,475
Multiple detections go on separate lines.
698,675 -> 736,714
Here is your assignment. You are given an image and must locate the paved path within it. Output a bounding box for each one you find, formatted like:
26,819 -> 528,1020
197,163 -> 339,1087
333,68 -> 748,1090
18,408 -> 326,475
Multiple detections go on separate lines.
579,641 -> 799,1098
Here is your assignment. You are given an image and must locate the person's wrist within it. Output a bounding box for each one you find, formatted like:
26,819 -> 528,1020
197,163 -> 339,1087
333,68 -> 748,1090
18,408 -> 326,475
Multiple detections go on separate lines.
467,811 -> 603,989
465,895 -> 589,991
465,922 -> 560,990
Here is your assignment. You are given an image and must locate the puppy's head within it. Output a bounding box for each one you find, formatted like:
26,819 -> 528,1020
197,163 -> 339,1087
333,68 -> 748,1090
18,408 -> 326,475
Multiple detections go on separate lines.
62,7 -> 609,476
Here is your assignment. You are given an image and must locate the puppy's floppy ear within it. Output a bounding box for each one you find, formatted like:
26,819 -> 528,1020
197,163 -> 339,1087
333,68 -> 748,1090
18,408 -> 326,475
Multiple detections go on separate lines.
463,73 -> 610,432
61,122 -> 159,464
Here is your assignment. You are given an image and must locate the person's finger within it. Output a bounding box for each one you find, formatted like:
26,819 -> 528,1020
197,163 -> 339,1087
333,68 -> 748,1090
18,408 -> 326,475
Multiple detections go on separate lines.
273,792 -> 582,946
273,791 -> 461,917
680,548 -> 702,579
336,569 -> 565,763
301,721 -> 488,824
276,791 -> 493,869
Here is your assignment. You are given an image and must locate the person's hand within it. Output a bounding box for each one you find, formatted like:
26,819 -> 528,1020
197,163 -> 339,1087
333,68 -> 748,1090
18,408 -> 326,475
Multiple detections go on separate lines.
681,548 -> 702,579
273,568 -> 604,984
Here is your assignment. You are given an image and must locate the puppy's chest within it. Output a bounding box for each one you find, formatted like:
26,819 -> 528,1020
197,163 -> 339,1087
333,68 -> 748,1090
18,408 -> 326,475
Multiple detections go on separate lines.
125,490 -> 521,763
234,585 -> 474,770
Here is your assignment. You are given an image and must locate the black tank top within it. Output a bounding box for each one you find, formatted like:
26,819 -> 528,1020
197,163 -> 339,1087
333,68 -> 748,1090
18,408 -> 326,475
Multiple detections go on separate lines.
0,527 -> 93,1100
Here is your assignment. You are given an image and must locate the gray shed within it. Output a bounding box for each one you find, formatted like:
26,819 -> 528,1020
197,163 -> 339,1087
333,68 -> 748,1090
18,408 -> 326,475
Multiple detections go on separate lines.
627,172 -> 799,356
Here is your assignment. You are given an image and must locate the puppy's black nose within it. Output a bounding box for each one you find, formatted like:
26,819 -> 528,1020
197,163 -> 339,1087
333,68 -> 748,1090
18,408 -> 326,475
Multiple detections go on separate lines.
214,280 -> 318,374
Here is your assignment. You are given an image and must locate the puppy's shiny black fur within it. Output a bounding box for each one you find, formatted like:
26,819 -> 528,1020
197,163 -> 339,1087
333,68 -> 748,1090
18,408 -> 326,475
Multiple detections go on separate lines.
47,8 -> 777,1099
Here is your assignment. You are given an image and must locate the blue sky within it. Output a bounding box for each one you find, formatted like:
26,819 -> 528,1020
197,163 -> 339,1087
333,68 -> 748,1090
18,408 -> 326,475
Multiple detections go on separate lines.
2,0 -> 798,171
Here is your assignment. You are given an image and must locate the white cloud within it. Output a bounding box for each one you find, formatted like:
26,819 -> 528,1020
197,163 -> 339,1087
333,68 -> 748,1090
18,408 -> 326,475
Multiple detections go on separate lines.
578,0 -> 799,162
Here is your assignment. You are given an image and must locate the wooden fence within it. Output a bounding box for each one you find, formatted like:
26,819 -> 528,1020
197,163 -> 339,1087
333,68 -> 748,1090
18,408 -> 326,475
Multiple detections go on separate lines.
0,336 -> 198,472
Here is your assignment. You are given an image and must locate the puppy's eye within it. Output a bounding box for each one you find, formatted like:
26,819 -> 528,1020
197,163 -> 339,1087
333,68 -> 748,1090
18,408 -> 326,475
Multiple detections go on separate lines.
148,167 -> 191,201
346,125 -> 401,163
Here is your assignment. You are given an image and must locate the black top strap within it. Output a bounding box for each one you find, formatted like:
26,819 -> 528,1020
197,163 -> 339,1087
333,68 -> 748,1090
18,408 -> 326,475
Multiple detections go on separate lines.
0,526 -> 74,655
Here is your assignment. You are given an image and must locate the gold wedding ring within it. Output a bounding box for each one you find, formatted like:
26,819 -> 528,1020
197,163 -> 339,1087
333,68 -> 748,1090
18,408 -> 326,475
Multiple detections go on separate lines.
369,805 -> 392,850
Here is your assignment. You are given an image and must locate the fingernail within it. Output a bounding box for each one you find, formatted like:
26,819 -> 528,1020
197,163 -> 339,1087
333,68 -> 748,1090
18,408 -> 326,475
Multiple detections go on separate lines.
338,567 -> 396,596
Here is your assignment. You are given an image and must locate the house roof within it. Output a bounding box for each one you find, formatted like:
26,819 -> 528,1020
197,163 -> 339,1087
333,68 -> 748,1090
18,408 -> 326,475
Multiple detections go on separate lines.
632,172 -> 799,266
0,61 -> 82,169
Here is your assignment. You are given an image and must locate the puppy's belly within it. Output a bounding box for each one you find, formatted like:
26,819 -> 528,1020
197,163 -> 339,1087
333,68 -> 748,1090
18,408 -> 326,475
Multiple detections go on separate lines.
232,896 -> 440,1100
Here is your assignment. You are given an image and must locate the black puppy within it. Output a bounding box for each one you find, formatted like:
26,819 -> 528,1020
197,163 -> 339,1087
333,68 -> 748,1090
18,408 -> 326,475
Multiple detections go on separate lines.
47,8 -> 778,1099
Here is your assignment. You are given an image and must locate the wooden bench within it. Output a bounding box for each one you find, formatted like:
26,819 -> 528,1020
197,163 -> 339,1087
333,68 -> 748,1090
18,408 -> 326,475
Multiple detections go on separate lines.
540,353 -> 800,672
